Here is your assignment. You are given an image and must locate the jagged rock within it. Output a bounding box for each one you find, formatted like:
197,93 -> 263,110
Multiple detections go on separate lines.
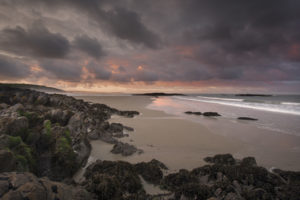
111,142 -> 143,156
204,154 -> 236,165
0,172 -> 93,200
84,160 -> 146,200
0,150 -> 16,172
0,116 -> 28,136
241,157 -> 257,167
135,159 -> 167,184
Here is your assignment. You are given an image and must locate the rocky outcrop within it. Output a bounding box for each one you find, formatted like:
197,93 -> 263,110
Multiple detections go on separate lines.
0,172 -> 93,200
111,141 -> 143,156
84,160 -> 146,200
0,85 -> 139,181
161,154 -> 300,200
83,159 -> 168,200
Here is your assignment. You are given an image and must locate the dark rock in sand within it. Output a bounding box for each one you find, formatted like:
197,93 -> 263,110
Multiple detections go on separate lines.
135,159 -> 168,184
111,142 -> 143,156
84,160 -> 146,200
204,154 -> 236,165
123,125 -> 134,131
238,117 -> 258,121
184,111 -> 202,115
203,112 -> 221,117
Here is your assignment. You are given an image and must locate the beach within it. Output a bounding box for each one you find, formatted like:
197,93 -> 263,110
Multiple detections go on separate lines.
77,95 -> 300,171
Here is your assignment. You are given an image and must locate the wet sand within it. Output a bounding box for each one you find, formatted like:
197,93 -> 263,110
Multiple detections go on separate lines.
77,95 -> 300,172
78,96 -> 244,171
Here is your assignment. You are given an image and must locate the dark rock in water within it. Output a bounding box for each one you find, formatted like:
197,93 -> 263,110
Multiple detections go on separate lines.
0,172 -> 92,200
238,117 -> 258,121
204,154 -> 236,165
203,112 -> 221,117
111,142 -> 143,156
184,111 -> 202,115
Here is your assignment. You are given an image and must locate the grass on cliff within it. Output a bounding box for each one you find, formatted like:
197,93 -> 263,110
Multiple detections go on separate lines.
7,135 -> 36,172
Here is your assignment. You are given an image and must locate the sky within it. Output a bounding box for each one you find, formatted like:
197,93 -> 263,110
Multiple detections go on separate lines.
0,0 -> 300,93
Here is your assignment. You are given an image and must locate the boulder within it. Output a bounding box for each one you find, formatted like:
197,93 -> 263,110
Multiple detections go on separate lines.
0,150 -> 16,172
0,172 -> 93,200
134,159 -> 167,184
111,142 -> 143,156
203,112 -> 221,117
204,154 -> 236,165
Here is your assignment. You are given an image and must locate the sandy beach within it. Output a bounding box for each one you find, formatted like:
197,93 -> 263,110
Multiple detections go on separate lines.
77,95 -> 300,172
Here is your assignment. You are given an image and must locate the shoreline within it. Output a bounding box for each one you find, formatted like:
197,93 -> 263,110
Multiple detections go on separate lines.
1,87 -> 300,199
78,95 -> 300,171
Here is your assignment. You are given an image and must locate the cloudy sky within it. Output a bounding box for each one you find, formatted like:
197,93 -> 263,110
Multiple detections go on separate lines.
0,0 -> 299,93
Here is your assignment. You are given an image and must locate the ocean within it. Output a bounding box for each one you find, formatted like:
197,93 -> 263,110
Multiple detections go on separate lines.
148,94 -> 300,137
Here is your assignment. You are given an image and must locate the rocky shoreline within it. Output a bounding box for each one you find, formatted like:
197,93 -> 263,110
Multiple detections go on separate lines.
0,86 -> 299,200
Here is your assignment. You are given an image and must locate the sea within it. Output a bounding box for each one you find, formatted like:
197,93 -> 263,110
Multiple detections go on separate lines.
147,94 -> 300,137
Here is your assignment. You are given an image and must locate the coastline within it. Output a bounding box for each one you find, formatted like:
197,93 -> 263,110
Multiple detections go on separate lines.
1,87 -> 299,199
78,95 -> 300,171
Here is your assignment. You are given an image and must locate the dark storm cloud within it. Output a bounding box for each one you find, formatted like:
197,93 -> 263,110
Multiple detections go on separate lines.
86,61 -> 112,80
101,7 -> 161,49
0,55 -> 31,79
21,0 -> 161,49
0,23 -> 70,58
0,0 -> 299,90
74,35 -> 104,59
39,59 -> 82,81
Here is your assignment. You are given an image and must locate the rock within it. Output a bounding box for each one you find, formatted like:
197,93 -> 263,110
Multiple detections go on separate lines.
237,117 -> 258,121
118,110 -> 139,118
0,116 -> 28,136
0,103 -> 8,109
224,192 -> 242,200
184,111 -> 202,115
123,125 -> 134,131
241,157 -> 257,167
0,172 -> 93,200
109,123 -> 123,132
203,112 -> 221,117
134,159 -> 167,184
0,150 -> 16,172
111,142 -> 143,156
84,160 -> 146,199
204,154 -> 236,165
